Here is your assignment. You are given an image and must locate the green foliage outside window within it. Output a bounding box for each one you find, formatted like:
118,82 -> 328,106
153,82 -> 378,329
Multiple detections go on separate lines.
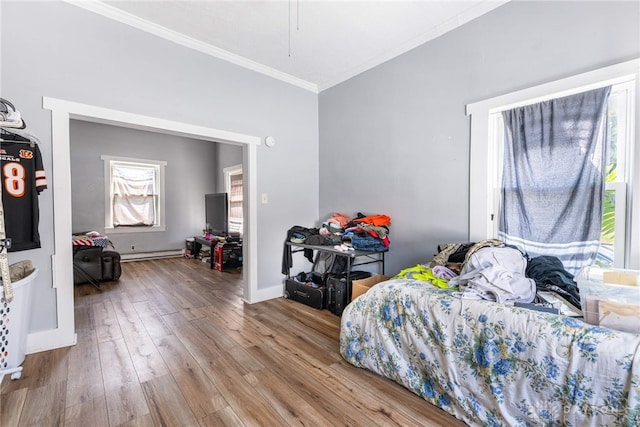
598,107 -> 618,267
601,166 -> 616,244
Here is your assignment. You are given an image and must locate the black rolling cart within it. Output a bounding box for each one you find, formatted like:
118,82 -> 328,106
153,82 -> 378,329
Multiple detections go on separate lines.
283,242 -> 387,313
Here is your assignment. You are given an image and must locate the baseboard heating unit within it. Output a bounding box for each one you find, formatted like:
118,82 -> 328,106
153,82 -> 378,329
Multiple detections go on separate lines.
120,250 -> 183,262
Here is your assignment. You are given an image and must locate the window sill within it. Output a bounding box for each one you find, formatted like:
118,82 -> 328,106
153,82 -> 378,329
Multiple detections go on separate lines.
105,225 -> 166,234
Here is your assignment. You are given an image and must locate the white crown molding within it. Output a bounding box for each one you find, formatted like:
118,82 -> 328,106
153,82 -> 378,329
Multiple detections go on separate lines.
65,0 -> 319,93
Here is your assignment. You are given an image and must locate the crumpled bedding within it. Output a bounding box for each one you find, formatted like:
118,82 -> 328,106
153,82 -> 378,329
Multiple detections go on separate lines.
340,278 -> 640,426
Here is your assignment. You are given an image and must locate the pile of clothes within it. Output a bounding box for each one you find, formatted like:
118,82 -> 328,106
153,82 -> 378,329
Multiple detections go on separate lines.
284,212 -> 391,252
341,213 -> 390,252
320,212 -> 391,252
394,240 -> 581,309
281,212 -> 391,275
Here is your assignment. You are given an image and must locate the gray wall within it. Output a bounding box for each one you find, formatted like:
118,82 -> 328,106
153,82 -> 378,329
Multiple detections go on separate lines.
70,120 -> 241,253
319,0 -> 640,276
1,1 -> 319,332
3,0 -> 638,333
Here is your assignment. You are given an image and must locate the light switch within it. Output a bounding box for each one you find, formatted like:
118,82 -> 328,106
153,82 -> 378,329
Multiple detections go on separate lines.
261,193 -> 268,204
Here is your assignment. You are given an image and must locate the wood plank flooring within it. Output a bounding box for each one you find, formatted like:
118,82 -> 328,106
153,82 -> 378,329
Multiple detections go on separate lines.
1,257 -> 465,426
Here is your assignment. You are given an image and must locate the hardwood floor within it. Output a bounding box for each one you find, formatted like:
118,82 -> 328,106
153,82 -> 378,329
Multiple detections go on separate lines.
1,257 -> 465,426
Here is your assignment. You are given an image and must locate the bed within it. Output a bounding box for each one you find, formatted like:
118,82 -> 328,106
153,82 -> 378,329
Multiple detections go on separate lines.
340,277 -> 640,426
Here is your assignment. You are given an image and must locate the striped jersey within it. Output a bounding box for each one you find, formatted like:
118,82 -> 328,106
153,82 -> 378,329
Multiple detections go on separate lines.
0,141 -> 47,251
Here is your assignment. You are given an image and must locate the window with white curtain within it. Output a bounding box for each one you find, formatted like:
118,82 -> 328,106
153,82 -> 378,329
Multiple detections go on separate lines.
102,156 -> 166,233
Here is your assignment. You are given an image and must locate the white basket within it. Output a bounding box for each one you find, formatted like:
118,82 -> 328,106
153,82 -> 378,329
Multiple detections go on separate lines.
0,268 -> 38,380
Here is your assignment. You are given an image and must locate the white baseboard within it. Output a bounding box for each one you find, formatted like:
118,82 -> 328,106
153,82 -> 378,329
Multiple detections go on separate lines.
120,250 -> 183,262
243,284 -> 284,304
27,328 -> 77,354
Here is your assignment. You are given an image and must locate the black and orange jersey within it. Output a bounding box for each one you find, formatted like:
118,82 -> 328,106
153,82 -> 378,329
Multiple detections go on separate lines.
0,141 -> 47,251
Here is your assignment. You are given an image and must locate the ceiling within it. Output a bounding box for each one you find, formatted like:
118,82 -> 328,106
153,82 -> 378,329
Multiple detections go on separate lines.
73,0 -> 509,92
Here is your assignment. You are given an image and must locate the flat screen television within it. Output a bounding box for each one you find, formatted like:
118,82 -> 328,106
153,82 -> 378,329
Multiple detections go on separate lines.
205,193 -> 228,237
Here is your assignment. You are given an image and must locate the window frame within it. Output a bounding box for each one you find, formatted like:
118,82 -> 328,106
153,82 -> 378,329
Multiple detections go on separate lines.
466,58 -> 639,269
101,155 -> 167,233
223,163 -> 243,236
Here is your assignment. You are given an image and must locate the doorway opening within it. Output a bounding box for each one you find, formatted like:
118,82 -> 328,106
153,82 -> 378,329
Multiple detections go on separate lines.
38,97 -> 259,352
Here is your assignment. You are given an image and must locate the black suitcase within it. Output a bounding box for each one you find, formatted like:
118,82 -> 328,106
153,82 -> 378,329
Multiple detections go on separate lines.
284,278 -> 326,310
326,271 -> 371,316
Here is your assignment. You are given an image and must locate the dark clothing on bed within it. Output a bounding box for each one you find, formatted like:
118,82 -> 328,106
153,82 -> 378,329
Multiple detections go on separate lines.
526,255 -> 581,309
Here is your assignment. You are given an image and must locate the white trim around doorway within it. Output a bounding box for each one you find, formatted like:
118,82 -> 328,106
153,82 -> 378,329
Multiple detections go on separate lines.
30,96 -> 260,354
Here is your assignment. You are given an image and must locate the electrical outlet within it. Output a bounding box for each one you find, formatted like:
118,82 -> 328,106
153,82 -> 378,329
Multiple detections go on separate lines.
131,245 -> 135,251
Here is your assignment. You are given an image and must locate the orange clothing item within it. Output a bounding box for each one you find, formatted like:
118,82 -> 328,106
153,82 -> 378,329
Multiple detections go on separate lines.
354,214 -> 391,227
329,212 -> 351,228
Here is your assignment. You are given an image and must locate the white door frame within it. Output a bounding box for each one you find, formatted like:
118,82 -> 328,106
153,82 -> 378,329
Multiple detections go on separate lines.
30,97 -> 260,353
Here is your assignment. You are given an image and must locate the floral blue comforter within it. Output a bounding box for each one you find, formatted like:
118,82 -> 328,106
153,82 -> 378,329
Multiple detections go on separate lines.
340,278 -> 640,426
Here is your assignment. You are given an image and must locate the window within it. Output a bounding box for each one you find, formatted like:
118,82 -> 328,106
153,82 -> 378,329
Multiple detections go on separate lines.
102,155 -> 166,233
598,81 -> 633,268
467,59 -> 639,270
224,164 -> 243,236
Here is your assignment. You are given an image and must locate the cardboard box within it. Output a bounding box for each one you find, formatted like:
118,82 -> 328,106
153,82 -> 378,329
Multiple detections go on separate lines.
351,274 -> 391,301
576,267 -> 640,333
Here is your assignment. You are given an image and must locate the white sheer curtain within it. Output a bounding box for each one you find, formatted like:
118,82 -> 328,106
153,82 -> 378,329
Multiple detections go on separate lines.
112,164 -> 156,226
498,86 -> 611,274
